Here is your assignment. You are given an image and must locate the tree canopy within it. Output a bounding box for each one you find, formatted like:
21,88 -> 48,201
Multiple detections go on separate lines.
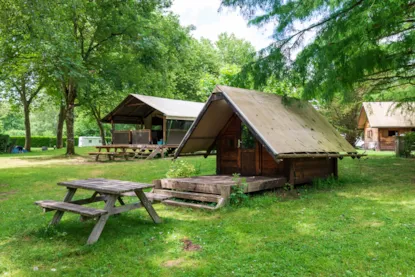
221,0 -> 415,102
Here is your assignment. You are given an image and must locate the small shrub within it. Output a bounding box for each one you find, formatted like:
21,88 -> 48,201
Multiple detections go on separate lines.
402,132 -> 415,158
230,173 -> 249,205
0,134 -> 10,153
166,160 -> 198,178
283,183 -> 295,192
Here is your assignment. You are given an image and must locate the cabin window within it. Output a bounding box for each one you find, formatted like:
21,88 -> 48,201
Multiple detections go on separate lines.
388,130 -> 397,137
367,130 -> 372,138
167,120 -> 193,130
89,140 -> 92,143
241,123 -> 255,149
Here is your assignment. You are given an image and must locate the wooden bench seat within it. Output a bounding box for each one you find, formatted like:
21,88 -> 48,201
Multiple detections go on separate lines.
35,200 -> 108,217
121,192 -> 171,202
88,152 -> 126,155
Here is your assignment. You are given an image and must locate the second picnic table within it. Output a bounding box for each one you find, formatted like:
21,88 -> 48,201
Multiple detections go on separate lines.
89,144 -> 165,161
35,178 -> 170,244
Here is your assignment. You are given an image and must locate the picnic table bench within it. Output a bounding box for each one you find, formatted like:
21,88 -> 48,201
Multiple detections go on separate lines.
35,178 -> 171,244
89,144 -> 166,161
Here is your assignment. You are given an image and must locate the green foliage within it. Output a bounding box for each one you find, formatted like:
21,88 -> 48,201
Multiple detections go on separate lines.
9,136 -> 111,148
230,173 -> 249,205
319,95 -> 362,146
216,33 -> 256,66
402,132 -> 415,158
312,175 -> 342,190
10,136 -> 61,148
0,134 -> 10,153
166,160 -> 199,178
221,0 -> 415,101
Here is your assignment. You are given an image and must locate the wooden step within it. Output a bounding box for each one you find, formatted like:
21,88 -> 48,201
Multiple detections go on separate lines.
162,199 -> 216,210
120,192 -> 171,202
160,179 -> 222,194
153,189 -> 222,203
35,200 -> 108,217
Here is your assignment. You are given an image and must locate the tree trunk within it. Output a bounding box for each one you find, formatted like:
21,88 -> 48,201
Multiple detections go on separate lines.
56,102 -> 66,149
23,104 -> 31,151
96,119 -> 107,146
64,84 -> 77,155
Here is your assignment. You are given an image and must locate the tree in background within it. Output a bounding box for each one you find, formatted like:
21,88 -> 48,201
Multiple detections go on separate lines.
0,65 -> 44,151
216,33 -> 256,66
221,0 -> 415,101
320,96 -> 362,147
195,33 -> 257,101
0,1 -> 46,151
0,0 -> 190,154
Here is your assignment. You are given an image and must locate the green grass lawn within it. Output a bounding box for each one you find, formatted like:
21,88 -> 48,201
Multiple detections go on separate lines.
0,149 -> 414,276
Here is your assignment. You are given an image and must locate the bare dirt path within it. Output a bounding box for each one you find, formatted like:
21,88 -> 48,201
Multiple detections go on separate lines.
0,156 -> 89,169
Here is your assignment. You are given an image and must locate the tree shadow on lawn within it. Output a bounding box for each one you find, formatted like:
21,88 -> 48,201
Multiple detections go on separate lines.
1,209 -> 221,275
2,191 -> 415,276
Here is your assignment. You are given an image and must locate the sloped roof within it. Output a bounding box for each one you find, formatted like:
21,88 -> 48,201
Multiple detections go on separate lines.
358,102 -> 415,128
176,85 -> 356,157
102,94 -> 205,123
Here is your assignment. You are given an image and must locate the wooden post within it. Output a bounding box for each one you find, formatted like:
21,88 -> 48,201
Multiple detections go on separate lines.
87,195 -> 117,245
333,158 -> 338,179
135,189 -> 162,224
220,185 -> 231,206
284,159 -> 295,185
111,120 -> 115,144
255,141 -> 261,175
152,179 -> 162,189
50,188 -> 77,225
216,139 -> 221,174
163,116 -> 167,145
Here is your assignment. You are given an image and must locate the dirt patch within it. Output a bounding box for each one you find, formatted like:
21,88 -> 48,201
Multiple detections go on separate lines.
276,189 -> 301,201
0,190 -> 17,196
0,157 -> 88,169
89,170 -> 105,177
162,258 -> 186,268
0,190 -> 17,201
181,238 -> 202,252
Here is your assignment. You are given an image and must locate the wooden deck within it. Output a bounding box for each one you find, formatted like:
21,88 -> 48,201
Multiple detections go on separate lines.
152,175 -> 287,210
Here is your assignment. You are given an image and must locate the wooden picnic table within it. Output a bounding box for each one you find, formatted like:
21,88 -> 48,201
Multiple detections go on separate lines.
35,178 -> 164,244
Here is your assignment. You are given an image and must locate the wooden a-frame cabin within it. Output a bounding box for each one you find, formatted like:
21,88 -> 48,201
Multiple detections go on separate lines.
101,94 -> 204,147
151,86 -> 362,210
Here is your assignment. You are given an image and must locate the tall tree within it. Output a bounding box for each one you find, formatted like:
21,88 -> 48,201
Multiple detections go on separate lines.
215,33 -> 256,66
4,0 -> 180,155
0,69 -> 44,151
221,0 -> 415,101
0,0 -> 46,151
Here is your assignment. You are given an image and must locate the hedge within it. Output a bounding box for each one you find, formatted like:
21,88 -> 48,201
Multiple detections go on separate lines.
10,136 -> 111,148
0,134 -> 10,153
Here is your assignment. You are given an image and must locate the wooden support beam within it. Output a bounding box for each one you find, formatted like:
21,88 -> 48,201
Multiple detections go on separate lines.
162,116 -> 167,145
276,153 -> 366,159
126,103 -> 145,107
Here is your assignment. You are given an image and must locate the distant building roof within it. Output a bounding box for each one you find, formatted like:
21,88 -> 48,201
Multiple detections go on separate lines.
102,94 -> 205,123
176,85 -> 356,157
358,102 -> 415,129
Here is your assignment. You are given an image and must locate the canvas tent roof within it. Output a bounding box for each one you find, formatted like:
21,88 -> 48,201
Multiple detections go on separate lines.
101,94 -> 205,123
175,85 -> 356,158
358,102 -> 415,129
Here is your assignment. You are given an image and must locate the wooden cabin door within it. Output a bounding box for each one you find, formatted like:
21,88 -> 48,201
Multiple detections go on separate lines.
240,124 -> 257,176
217,116 -> 241,175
